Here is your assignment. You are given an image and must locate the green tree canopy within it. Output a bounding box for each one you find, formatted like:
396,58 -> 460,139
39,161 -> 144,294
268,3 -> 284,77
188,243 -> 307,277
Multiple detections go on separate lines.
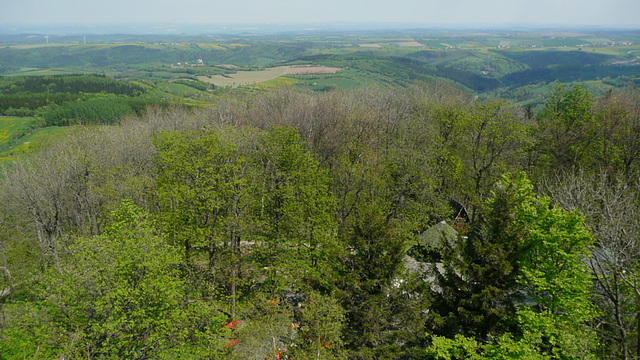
427,172 -> 596,359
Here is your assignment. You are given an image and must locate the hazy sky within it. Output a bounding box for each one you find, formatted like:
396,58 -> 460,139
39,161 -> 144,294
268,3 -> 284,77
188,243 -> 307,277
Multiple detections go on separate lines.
2,0 -> 639,27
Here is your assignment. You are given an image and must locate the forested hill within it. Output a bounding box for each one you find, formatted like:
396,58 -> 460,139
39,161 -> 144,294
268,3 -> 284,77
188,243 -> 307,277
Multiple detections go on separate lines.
2,83 -> 640,359
0,74 -> 167,126
1,74 -> 144,94
2,29 -> 639,103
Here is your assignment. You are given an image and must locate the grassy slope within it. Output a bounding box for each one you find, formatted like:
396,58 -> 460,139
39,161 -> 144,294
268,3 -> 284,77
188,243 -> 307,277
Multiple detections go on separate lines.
0,117 -> 67,163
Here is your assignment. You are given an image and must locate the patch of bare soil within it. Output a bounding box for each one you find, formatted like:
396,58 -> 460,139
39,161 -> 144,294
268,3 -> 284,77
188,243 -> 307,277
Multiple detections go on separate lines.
397,41 -> 425,47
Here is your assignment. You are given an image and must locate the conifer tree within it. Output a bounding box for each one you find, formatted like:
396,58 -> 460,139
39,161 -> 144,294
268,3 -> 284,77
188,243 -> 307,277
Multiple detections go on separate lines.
427,173 -> 596,358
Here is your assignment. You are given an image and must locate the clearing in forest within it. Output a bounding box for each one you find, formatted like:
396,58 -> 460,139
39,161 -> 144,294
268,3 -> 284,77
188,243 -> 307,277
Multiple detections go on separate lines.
197,67 -> 290,87
397,41 -> 425,47
197,66 -> 342,87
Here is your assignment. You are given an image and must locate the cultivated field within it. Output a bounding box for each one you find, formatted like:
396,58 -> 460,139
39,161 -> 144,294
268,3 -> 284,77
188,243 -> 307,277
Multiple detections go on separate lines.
286,66 -> 341,74
397,41 -> 425,47
197,67 -> 290,87
197,66 -> 341,87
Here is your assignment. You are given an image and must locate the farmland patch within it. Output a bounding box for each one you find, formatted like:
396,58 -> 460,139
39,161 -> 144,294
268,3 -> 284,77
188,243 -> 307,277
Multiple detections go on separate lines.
286,66 -> 341,75
398,41 -> 425,47
197,67 -> 290,87
197,66 -> 342,87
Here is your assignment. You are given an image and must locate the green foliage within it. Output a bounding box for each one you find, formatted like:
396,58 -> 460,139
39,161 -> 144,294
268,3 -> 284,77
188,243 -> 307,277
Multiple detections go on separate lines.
155,127 -> 252,268
512,177 -> 594,317
424,334 -> 548,360
592,90 -> 640,177
2,199 -> 221,358
463,100 -> 529,205
155,125 -> 341,323
0,92 -> 78,114
0,300 -> 60,359
515,309 -> 597,360
0,74 -> 144,95
430,172 -> 596,358
424,335 -> 485,360
429,171 -> 529,341
500,173 -> 597,358
173,79 -> 214,92
253,126 -> 340,293
0,75 -> 168,127
425,104 -> 467,197
42,94 -> 138,125
289,292 -> 347,359
227,288 -> 345,359
535,84 -> 596,171
336,210 -> 415,359
228,295 -> 295,360
534,86 -> 640,178
0,74 -> 146,115
4,81 -> 640,359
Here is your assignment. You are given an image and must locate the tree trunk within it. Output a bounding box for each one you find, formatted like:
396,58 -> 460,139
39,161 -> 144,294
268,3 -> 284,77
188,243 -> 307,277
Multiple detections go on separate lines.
231,231 -> 240,320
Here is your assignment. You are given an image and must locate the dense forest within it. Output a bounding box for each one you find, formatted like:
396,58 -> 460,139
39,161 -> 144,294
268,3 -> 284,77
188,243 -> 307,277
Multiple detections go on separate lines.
1,82 -> 640,359
0,75 -> 168,125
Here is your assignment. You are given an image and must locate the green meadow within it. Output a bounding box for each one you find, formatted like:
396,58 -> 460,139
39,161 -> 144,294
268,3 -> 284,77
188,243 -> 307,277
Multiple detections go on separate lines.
0,117 -> 68,162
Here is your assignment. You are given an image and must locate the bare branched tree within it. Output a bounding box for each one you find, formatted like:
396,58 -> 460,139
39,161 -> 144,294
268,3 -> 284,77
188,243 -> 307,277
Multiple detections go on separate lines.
542,170 -> 640,360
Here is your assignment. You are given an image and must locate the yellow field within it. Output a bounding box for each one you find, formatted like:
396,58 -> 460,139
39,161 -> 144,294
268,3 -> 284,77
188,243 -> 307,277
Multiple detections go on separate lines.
255,76 -> 298,89
0,125 -> 10,143
196,43 -> 226,50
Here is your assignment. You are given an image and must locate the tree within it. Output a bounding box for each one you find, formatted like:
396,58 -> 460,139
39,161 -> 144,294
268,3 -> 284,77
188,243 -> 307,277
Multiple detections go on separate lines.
425,104 -> 468,199
155,127 -> 258,318
34,200 -> 220,359
535,84 -> 595,173
542,170 -> 640,359
289,291 -> 347,360
429,172 -> 529,342
428,173 -> 597,358
2,120 -> 158,268
507,173 -> 597,358
592,89 -> 640,178
423,333 -> 546,360
252,126 -> 341,295
336,210 -> 415,359
228,294 -> 296,360
461,100 -> 529,216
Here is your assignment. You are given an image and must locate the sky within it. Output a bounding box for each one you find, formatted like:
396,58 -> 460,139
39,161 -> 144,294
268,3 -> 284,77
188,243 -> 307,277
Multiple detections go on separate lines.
2,0 -> 639,29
